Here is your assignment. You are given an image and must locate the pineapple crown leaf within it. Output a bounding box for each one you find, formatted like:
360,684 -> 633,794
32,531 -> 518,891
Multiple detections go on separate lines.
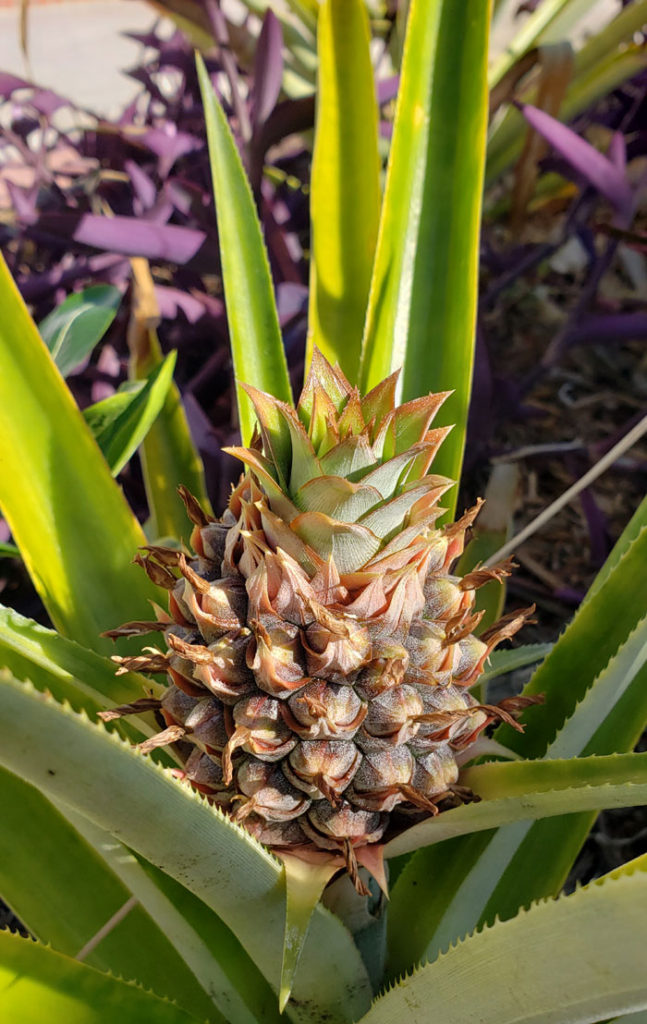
222,351 -> 460,575
235,349 -> 452,498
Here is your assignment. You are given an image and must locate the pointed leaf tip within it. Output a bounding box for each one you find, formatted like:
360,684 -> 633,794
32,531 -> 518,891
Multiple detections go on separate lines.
279,853 -> 339,1012
196,53 -> 292,444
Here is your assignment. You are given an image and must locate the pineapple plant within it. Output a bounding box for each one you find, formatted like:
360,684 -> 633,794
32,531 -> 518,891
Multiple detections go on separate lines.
0,2 -> 646,1023
104,352 -> 537,888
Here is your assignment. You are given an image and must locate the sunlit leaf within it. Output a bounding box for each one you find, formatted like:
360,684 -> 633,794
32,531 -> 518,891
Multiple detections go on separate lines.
197,54 -> 293,443
387,523 -> 647,973
84,353 -> 177,476
366,857 -> 647,1024
385,752 -> 647,858
305,0 -> 380,384
279,855 -> 339,1013
66,809 -> 278,1024
0,769 -> 218,1022
0,254 -> 161,653
0,604 -> 160,740
128,259 -> 212,544
39,284 -> 121,378
0,929 -> 203,1024
360,0 -> 491,512
0,674 -> 372,1024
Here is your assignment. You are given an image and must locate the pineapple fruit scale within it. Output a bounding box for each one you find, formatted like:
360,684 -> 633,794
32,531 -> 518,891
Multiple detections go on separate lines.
104,352 -> 533,890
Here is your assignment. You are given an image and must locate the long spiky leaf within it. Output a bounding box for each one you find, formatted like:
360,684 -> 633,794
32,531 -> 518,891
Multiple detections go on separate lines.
196,54 -> 293,442
0,254 -> 161,653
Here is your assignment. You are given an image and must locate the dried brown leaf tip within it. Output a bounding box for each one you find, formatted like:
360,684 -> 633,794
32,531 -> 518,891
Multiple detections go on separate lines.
460,557 -> 517,591
111,651 -> 170,675
102,621 -> 167,640
133,552 -> 177,590
97,697 -> 162,722
104,351 -> 538,895
138,724 -> 187,755
177,485 -> 213,528
480,605 -> 537,647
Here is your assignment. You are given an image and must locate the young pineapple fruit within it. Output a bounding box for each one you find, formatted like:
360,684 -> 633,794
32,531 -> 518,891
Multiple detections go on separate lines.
104,352 -> 534,889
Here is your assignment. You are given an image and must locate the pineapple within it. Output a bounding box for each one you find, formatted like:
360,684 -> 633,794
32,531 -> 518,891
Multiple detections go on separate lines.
103,351 -> 534,891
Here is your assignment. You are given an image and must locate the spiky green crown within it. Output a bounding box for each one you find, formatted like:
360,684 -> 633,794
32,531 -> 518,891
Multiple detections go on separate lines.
225,349 -> 454,578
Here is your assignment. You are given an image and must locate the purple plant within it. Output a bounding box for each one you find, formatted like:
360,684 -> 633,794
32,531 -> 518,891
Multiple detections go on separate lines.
0,18 -> 311,507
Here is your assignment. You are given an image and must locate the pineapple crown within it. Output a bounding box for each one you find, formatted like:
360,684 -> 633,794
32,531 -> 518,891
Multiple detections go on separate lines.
224,350 -> 456,576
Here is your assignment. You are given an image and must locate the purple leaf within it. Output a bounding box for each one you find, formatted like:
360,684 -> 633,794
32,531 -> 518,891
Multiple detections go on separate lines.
4,180 -> 38,219
564,312 -> 647,347
154,285 -> 221,324
0,72 -> 31,96
379,120 -> 394,140
126,160 -> 157,211
520,103 -> 634,220
578,486 -> 610,567
251,10 -> 284,129
29,89 -> 70,117
136,127 -> 202,161
123,29 -> 164,49
276,281 -> 308,324
22,212 -> 219,271
259,95 -> 315,154
377,76 -> 399,105
16,254 -> 128,302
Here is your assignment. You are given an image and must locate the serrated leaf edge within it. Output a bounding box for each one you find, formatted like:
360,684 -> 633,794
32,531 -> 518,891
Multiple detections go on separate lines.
543,611 -> 647,755
373,854 -> 647,1000
0,670 -> 283,873
0,929 -> 209,1021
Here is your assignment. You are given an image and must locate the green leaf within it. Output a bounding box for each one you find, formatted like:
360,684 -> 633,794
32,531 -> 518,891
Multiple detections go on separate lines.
573,0 -> 647,79
0,769 -> 219,1022
585,494 -> 647,603
473,631 -> 647,931
0,674 -> 372,1024
0,930 -> 203,1024
363,859 -> 647,1024
359,0 -> 491,512
0,605 -> 160,740
84,352 -> 177,476
384,752 -> 647,859
0,541 -> 20,559
0,254 -> 161,653
479,643 -> 553,687
65,809 -> 279,1024
280,856 -> 339,1013
305,0 -> 380,384
39,284 -> 121,378
196,54 -> 293,443
496,527 -> 647,758
608,1014 -> 647,1024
